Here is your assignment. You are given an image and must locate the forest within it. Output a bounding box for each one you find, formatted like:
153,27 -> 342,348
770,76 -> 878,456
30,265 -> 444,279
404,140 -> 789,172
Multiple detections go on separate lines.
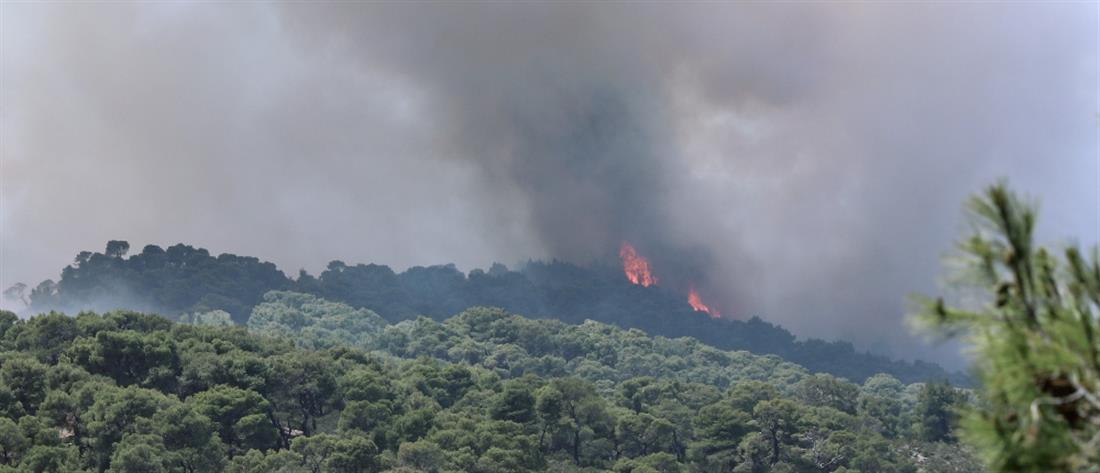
6,0 -> 1098,470
0,184 -> 1096,473
0,303 -> 976,473
11,243 -> 963,386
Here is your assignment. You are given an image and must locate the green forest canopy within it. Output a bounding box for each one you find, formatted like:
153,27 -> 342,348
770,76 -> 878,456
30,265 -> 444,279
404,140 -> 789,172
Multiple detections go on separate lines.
1,183 -> 1093,472
0,302 -> 977,473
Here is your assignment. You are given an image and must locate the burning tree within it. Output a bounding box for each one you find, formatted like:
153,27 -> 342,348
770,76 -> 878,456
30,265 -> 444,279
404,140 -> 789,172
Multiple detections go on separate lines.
620,241 -> 723,318
688,287 -> 720,318
620,242 -> 658,287
914,182 -> 1100,471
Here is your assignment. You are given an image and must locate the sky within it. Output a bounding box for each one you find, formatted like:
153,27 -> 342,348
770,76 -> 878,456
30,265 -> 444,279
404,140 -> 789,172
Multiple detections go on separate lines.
2,2 -> 1097,368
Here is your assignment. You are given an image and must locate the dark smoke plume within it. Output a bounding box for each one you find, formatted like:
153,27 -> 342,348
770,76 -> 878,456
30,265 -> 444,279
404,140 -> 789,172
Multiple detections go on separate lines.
2,3 -> 1096,368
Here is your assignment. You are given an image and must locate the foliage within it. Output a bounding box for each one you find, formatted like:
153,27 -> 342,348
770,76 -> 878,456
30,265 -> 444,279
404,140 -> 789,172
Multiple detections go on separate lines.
251,297 -> 810,389
0,303 -> 976,472
21,244 -> 966,385
915,183 -> 1100,472
27,243 -> 290,323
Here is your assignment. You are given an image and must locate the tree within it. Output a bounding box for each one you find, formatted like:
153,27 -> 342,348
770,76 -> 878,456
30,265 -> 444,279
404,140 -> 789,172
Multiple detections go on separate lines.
17,445 -> 82,473
338,400 -> 392,437
613,452 -> 686,473
2,283 -> 28,307
397,440 -> 446,472
187,385 -> 271,449
752,399 -> 801,465
536,378 -> 612,465
0,357 -> 48,413
107,433 -> 172,473
66,330 -> 180,390
269,353 -> 338,437
913,381 -> 966,442
153,404 -> 227,472
491,383 -> 536,424
0,299 -> 981,472
28,279 -> 59,308
324,434 -> 379,473
796,374 -> 859,415
29,243 -> 290,323
82,386 -> 174,470
15,311 -> 78,363
405,361 -> 473,409
689,402 -> 752,470
736,432 -> 771,473
0,310 -> 17,340
26,240 -> 963,384
915,182 -> 1100,471
291,433 -> 379,473
224,449 -> 301,473
725,381 -> 779,413
0,417 -> 28,465
105,240 -> 130,259
616,411 -> 675,458
857,391 -> 903,439
75,251 -> 94,266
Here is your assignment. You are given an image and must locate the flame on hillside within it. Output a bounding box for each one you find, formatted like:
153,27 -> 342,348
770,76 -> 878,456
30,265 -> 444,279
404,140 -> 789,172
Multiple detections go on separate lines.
620,241 -> 722,318
620,242 -> 657,287
688,287 -> 720,318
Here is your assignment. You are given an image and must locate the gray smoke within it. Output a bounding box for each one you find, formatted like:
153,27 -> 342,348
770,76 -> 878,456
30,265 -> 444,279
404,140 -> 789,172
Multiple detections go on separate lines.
2,2 -> 1096,368
280,4 -> 718,288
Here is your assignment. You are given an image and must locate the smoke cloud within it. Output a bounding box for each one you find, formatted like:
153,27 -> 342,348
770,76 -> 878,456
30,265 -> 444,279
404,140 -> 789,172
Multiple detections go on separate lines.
2,2 -> 1096,368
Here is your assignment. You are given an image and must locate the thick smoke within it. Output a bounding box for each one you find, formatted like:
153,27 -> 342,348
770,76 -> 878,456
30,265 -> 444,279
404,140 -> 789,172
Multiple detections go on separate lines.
280,4 -> 726,295
2,3 -> 1096,368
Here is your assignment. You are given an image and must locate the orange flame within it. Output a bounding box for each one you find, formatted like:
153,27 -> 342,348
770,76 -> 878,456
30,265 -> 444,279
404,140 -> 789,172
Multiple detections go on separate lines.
620,242 -> 658,287
688,287 -> 720,318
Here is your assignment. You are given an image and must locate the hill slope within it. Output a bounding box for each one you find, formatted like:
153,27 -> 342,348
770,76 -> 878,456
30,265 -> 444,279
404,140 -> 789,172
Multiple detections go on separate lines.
0,304 -> 979,472
17,242 -> 966,384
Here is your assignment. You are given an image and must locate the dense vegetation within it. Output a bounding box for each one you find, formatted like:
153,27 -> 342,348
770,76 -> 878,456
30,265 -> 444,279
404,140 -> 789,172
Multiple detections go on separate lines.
915,184 -> 1100,472
9,183 -> 1091,472
0,302 -> 977,472
9,244 -> 963,385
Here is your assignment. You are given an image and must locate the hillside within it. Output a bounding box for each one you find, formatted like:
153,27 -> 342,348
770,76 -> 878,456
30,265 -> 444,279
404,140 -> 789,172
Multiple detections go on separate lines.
14,242 -> 966,385
0,302 -> 978,472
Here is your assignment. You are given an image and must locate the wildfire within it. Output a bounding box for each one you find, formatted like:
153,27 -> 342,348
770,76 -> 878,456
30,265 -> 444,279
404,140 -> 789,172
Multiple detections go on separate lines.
620,242 -> 658,287
620,241 -> 720,318
688,287 -> 720,318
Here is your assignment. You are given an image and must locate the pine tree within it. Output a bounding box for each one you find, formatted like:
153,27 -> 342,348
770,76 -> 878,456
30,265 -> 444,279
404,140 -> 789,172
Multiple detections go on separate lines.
915,182 -> 1100,471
